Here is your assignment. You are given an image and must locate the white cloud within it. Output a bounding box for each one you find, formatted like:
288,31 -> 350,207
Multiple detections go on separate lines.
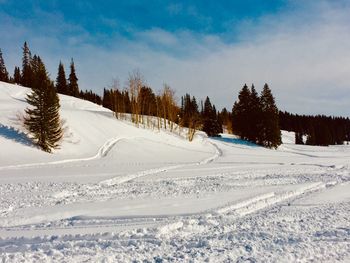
1,1 -> 350,116
136,28 -> 180,48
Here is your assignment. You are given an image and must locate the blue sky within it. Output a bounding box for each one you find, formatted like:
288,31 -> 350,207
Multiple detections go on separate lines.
1,0 -> 350,116
1,1 -> 285,36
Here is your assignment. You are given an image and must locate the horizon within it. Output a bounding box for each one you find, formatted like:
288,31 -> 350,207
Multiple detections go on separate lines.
1,0 -> 350,116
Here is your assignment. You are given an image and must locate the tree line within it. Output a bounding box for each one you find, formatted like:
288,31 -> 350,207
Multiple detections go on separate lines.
1,43 -> 349,151
1,43 -> 225,143
0,44 -> 99,104
101,74 -> 227,141
279,111 -> 350,146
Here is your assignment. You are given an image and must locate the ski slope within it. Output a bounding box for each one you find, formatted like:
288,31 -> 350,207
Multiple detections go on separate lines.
0,81 -> 349,262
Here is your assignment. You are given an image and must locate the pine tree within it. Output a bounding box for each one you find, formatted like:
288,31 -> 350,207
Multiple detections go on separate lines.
259,84 -> 281,148
232,84 -> 251,140
306,128 -> 316,145
188,96 -> 200,141
21,42 -> 33,87
102,88 -> 113,110
248,84 -> 262,143
13,66 -> 21,84
68,58 -> 79,97
55,61 -> 68,95
0,48 -> 9,82
219,107 -> 233,133
295,132 -> 304,144
279,111 -> 350,146
202,96 -> 221,137
24,56 -> 63,152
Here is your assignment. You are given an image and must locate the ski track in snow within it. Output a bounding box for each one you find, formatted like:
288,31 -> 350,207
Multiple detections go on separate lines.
1,143 -> 349,262
99,139 -> 222,186
1,83 -> 350,262
1,181 -> 349,262
0,137 -> 125,171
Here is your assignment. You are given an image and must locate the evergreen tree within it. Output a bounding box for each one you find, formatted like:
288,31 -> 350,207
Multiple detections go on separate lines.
279,111 -> 350,146
13,66 -> 21,84
203,97 -> 213,117
68,58 -> 79,97
179,93 -> 201,128
259,84 -> 281,148
202,96 -> 221,137
232,84 -> 281,147
0,48 -> 9,82
21,42 -> 33,87
314,123 -> 332,146
55,61 -> 68,95
248,84 -> 262,143
79,89 -> 102,105
306,128 -> 316,145
102,88 -> 113,110
219,107 -> 233,133
24,56 -> 63,152
295,132 -> 304,144
232,84 -> 251,140
138,86 -> 157,116
122,90 -> 131,113
190,96 -> 200,121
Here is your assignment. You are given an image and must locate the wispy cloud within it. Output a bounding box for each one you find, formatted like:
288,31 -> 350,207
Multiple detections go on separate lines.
1,0 -> 350,116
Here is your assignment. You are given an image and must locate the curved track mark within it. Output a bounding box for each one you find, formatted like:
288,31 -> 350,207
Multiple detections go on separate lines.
0,137 -> 124,170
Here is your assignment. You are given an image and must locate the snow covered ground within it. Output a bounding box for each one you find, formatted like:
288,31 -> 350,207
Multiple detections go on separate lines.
0,81 -> 349,262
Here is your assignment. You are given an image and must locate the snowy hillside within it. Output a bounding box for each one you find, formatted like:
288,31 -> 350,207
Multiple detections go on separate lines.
0,81 -> 349,262
0,81 -> 215,167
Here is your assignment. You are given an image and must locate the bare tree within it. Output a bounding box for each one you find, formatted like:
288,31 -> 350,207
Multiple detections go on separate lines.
127,70 -> 144,126
160,84 -> 178,132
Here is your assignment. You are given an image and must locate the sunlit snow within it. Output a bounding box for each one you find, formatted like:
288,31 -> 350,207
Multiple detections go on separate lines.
0,82 -> 349,262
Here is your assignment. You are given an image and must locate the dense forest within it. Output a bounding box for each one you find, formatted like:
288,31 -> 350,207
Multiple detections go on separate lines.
0,42 -> 349,150
279,111 -> 350,146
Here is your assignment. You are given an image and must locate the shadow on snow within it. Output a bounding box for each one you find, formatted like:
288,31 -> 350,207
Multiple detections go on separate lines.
212,136 -> 259,147
0,124 -> 33,146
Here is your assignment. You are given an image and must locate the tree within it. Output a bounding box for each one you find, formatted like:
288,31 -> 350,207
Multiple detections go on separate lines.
232,84 -> 251,140
68,58 -> 79,97
219,107 -> 232,134
24,56 -> 63,152
179,93 -> 192,127
295,132 -> 304,144
102,88 -> 113,110
179,93 -> 201,140
138,85 -> 157,126
0,48 -> 9,82
21,42 -> 33,87
202,96 -> 221,137
188,96 -> 201,141
306,128 -> 316,145
80,89 -> 102,105
232,84 -> 281,148
13,66 -> 21,84
160,84 -> 177,131
127,70 -> 144,125
259,84 -> 281,148
248,85 -> 262,143
55,61 -> 68,95
279,111 -> 350,146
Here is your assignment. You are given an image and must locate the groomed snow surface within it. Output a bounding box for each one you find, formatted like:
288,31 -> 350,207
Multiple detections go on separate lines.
0,82 -> 349,262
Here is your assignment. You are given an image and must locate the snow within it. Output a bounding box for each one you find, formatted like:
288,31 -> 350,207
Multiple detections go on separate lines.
0,81 -> 349,262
